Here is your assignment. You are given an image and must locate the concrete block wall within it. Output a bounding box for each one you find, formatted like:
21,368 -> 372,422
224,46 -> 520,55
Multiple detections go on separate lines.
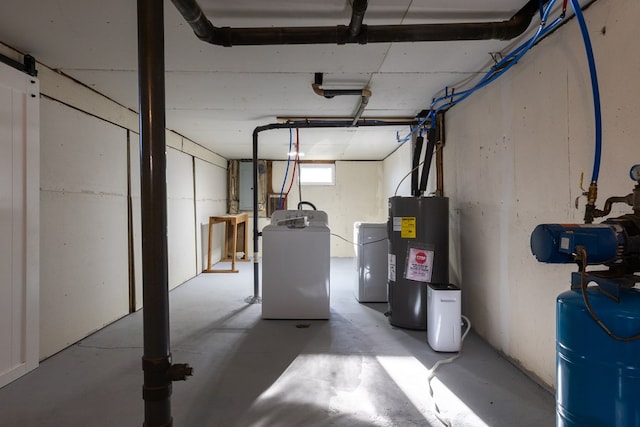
442,0 -> 637,388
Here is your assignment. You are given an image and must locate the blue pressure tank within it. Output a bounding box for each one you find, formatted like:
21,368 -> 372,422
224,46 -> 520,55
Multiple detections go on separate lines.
556,288 -> 640,426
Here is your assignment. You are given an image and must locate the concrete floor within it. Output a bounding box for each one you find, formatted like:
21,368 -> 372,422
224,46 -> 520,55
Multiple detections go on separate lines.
0,258 -> 554,426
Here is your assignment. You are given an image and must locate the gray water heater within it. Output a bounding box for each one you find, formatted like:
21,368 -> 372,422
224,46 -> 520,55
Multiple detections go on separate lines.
387,196 -> 449,330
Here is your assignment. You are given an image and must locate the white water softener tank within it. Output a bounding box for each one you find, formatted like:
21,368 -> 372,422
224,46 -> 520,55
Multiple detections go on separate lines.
353,222 -> 388,303
427,284 -> 461,352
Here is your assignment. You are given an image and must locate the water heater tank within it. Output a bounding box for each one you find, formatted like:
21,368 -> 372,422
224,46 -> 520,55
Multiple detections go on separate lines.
387,196 -> 448,330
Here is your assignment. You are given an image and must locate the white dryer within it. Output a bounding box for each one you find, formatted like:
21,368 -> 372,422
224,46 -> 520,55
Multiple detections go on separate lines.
262,210 -> 330,319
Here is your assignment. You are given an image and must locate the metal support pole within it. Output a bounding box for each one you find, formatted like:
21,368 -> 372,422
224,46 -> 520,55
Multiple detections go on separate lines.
245,130 -> 261,304
138,1 -> 193,425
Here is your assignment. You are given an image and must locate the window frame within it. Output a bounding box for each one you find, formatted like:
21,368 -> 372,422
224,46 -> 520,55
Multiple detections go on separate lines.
298,162 -> 336,186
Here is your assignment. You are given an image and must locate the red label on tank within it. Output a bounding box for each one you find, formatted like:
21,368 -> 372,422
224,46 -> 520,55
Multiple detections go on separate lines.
405,247 -> 434,283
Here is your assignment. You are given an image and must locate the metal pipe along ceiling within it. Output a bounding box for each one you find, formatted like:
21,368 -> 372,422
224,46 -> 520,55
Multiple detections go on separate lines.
311,72 -> 371,99
311,72 -> 372,124
170,0 -> 543,46
348,0 -> 368,38
249,119 -> 418,303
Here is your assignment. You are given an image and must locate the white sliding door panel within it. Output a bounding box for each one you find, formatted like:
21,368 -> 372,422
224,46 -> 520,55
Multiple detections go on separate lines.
0,84 -> 15,378
0,62 -> 39,388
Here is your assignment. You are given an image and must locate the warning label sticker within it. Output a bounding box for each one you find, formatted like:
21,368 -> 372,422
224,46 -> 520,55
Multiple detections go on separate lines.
388,254 -> 396,282
404,247 -> 434,283
401,217 -> 416,238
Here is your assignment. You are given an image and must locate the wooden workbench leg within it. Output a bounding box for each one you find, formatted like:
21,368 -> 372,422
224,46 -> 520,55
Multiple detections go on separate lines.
223,222 -> 230,261
231,221 -> 238,271
243,221 -> 248,260
207,217 -> 214,271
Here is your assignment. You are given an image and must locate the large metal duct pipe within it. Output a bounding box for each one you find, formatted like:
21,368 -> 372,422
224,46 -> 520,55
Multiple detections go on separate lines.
170,0 -> 543,46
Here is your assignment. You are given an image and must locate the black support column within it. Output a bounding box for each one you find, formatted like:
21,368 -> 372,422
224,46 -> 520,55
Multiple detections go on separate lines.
137,0 -> 173,425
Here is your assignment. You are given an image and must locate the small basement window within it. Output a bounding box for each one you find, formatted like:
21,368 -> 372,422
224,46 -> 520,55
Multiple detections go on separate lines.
299,163 -> 335,186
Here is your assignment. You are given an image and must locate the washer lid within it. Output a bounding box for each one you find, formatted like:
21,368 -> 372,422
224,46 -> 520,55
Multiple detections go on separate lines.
271,210 -> 328,227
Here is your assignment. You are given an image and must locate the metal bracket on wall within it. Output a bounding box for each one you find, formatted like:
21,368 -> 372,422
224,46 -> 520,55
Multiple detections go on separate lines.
0,52 -> 37,77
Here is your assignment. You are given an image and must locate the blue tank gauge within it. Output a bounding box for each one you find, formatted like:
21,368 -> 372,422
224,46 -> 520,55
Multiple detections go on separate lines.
630,164 -> 640,182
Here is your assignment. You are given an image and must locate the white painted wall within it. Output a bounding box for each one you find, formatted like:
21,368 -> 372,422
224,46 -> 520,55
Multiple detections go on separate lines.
383,143 -> 412,200
37,103 -> 227,357
129,132 -> 144,311
194,158 -> 227,272
40,98 -> 129,358
167,148 -> 198,289
271,161 -> 385,257
441,0 -> 638,388
0,44 -> 230,358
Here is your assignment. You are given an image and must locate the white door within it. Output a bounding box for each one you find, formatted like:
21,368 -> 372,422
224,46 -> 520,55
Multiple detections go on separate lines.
0,60 -> 39,387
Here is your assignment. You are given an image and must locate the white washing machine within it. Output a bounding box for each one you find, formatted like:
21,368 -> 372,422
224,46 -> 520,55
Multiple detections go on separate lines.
262,210 -> 330,319
353,222 -> 388,302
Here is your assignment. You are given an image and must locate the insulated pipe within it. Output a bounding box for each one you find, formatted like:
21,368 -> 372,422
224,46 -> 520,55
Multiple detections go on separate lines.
312,73 -> 372,125
348,0 -> 368,38
277,116 -> 415,123
312,73 -> 371,99
419,127 -> 437,195
250,119 -> 418,301
411,136 -> 424,196
312,85 -> 369,98
435,112 -> 445,197
171,0 -> 543,46
351,95 -> 369,126
137,0 -> 172,425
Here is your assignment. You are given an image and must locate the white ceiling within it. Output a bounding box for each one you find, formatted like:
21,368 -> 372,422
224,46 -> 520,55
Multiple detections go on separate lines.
0,0 -> 575,160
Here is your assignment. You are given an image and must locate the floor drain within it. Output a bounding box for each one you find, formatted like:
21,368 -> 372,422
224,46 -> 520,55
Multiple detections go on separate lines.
296,324 -> 311,329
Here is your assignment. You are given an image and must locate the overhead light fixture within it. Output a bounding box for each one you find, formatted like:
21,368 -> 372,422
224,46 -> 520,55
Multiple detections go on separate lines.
288,152 -> 304,157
